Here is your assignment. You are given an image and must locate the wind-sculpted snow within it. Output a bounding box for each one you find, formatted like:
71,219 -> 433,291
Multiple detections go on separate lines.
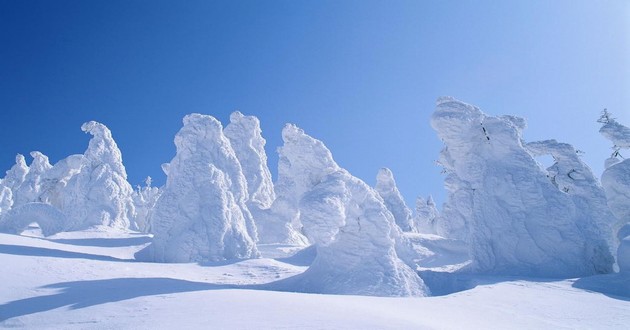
431,97 -> 613,277
271,125 -> 428,297
51,121 -> 135,231
0,202 -> 67,236
136,114 -> 259,263
414,196 -> 438,234
375,168 -> 415,232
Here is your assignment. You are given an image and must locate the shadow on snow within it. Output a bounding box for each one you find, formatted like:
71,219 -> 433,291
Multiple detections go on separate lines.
0,277 -> 236,321
0,244 -> 129,262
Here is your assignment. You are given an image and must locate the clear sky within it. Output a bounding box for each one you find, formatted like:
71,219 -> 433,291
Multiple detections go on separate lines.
1,0 -> 629,208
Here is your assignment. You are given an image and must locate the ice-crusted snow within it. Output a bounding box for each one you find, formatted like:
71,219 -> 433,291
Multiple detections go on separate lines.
414,195 -> 439,234
431,97 -> 613,277
270,125 -> 428,297
136,114 -> 259,263
375,168 -> 415,232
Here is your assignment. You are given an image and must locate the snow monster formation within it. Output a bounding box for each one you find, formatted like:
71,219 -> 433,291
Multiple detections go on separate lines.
51,121 -> 136,231
414,195 -> 439,235
271,124 -> 428,297
131,177 -> 161,233
375,168 -> 416,232
598,111 -> 630,272
136,114 -> 259,263
0,154 -> 28,217
221,111 -> 301,245
0,121 -> 136,236
13,151 -> 51,206
432,97 -> 613,277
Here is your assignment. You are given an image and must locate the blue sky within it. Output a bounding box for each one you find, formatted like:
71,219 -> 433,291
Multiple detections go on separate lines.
1,1 -> 628,207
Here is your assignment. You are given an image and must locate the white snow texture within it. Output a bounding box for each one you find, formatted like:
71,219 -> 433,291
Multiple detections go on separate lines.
431,97 -> 613,277
135,114 -> 259,263
375,167 -> 416,232
271,125 -> 428,297
0,121 -> 136,235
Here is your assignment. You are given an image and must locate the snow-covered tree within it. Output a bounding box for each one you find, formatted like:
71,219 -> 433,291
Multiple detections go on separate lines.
599,111 -> 630,270
375,167 -> 416,232
136,114 -> 259,263
414,195 -> 439,234
270,124 -> 428,297
132,176 -> 161,233
431,97 -> 613,277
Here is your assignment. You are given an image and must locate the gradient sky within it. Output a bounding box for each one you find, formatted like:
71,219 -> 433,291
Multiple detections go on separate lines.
1,0 -> 629,208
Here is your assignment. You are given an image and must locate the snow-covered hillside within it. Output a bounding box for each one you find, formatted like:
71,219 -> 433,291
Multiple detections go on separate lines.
1,230 -> 629,329
2,98 -> 630,328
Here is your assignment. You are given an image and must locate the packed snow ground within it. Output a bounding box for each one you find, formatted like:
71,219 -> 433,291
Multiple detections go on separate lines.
1,228 -> 629,329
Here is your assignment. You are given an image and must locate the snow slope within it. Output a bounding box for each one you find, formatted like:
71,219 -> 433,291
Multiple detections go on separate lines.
1,230 -> 629,329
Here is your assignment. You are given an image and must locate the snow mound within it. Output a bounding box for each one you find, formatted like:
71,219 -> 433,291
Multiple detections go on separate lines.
375,168 -> 415,232
0,202 -> 67,236
431,97 -> 613,277
136,114 -> 259,263
270,126 -> 428,297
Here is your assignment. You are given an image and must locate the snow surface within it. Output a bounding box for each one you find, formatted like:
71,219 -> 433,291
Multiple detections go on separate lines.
1,230 -> 629,329
432,97 -> 613,277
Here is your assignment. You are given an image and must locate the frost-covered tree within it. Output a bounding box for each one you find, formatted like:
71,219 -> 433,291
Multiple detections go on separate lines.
414,195 -> 439,234
136,114 -> 259,263
375,168 -> 416,232
224,111 -> 276,209
431,97 -> 613,277
599,111 -> 630,270
271,124 -> 428,297
131,176 -> 161,233
51,121 -> 136,231
13,151 -> 52,206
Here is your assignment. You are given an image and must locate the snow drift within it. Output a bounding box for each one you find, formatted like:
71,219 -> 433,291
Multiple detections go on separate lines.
431,97 -> 613,277
136,114 -> 259,263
